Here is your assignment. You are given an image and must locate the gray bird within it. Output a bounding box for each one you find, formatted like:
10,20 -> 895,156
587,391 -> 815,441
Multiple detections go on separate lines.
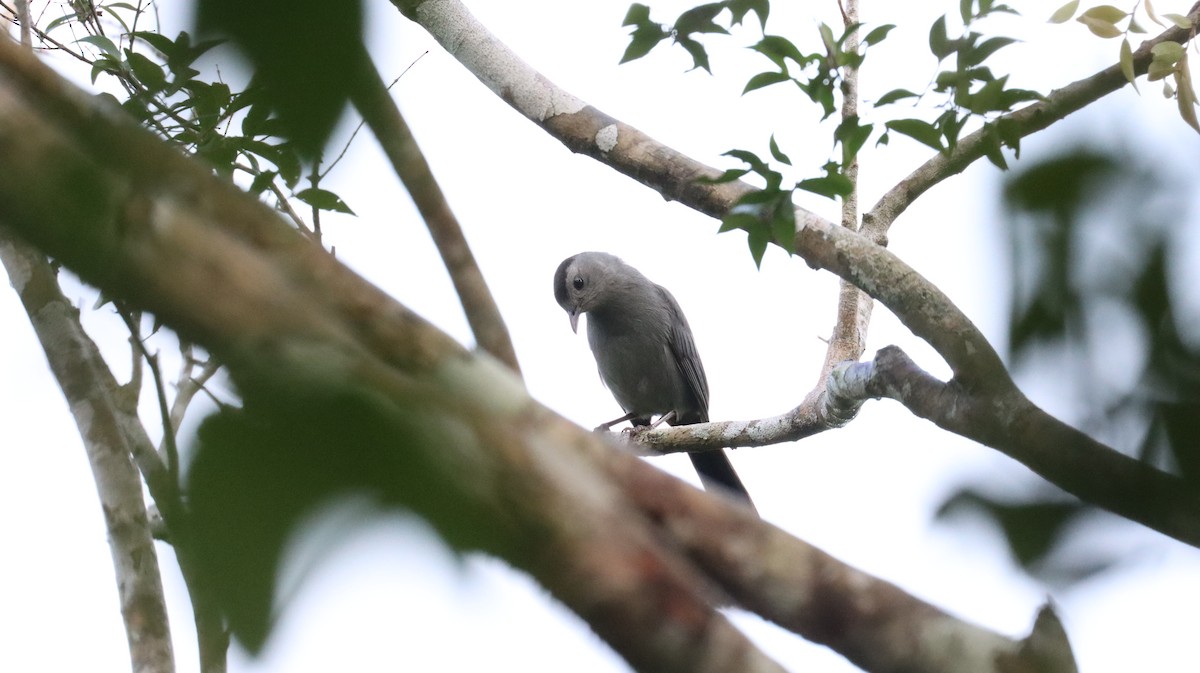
554,252 -> 753,507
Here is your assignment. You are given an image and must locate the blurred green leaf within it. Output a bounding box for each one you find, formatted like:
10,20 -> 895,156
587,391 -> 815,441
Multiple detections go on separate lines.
743,70 -> 791,93
295,188 -> 356,215
768,133 -> 791,165
677,36 -> 712,72
929,15 -> 953,60
1078,15 -> 1123,38
752,35 -> 809,68
1049,0 -> 1079,23
1081,5 -> 1129,23
675,3 -> 729,36
835,116 -> 873,165
195,0 -> 364,159
621,5 -> 667,63
728,0 -> 769,28
875,88 -> 919,106
78,34 -> 120,58
885,118 -> 945,151
863,24 -> 896,46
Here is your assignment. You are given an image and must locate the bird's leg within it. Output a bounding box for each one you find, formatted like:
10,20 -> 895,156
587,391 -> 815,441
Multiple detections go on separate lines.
594,411 -> 638,432
649,410 -> 677,429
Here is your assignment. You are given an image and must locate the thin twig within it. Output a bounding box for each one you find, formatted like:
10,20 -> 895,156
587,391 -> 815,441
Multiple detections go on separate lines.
117,304 -> 180,483
349,48 -> 522,374
321,50 -> 428,180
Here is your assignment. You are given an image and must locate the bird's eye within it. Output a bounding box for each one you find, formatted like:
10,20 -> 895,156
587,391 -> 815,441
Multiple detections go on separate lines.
573,276 -> 585,290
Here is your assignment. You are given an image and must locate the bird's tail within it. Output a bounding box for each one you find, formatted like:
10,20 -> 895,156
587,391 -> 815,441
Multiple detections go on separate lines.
689,450 -> 756,514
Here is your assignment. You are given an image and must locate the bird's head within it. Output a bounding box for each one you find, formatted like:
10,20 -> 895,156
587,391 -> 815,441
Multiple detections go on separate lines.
553,252 -> 621,333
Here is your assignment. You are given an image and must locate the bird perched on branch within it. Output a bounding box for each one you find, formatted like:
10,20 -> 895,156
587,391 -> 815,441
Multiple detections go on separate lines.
554,252 -> 754,508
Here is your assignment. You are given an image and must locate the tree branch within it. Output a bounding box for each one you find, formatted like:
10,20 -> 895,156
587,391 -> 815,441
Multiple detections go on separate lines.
349,47 -> 522,374
838,346 -> 1200,546
607,443 -> 1077,673
861,2 -> 1200,244
0,231 -> 176,673
0,38 -> 1077,673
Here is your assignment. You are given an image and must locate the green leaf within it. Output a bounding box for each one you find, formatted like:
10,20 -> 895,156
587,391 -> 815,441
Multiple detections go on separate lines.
132,30 -> 178,57
936,109 -> 966,148
929,15 -> 953,61
1161,13 -> 1193,29
1077,14 -> 1122,37
768,134 -> 792,165
622,3 -> 651,26
752,35 -> 807,68
770,194 -> 797,254
729,0 -> 769,28
295,188 -> 355,215
1175,65 -> 1200,133
797,173 -> 854,199
196,0 -> 365,159
1152,41 -> 1186,67
1081,5 -> 1129,23
718,208 -> 760,233
126,51 -> 168,91
89,57 -> 123,84
621,23 -> 667,63
78,34 -> 120,58
44,13 -> 77,32
961,0 -> 975,24
723,148 -> 769,174
1145,0 -> 1164,26
743,70 -> 791,93
747,224 -> 770,268
835,117 -> 873,165
962,36 -> 1017,67
676,36 -> 712,73
674,3 -> 728,36
818,22 -> 837,56
875,88 -> 920,106
886,118 -> 945,152
738,187 -> 784,205
998,87 -> 1044,108
862,24 -> 896,46
1120,38 -> 1137,86
248,170 -> 279,196
696,167 -> 751,185
1148,58 -> 1176,81
1048,0 -> 1079,23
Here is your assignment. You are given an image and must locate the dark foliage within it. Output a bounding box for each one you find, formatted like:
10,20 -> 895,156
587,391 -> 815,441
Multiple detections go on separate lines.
938,145 -> 1200,582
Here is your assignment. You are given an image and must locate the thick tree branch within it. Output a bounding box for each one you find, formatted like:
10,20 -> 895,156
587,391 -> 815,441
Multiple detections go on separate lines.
838,346 -> 1200,546
349,48 -> 521,374
608,445 -> 1076,673
861,3 -> 1200,243
0,38 -> 1076,673
0,231 -> 175,673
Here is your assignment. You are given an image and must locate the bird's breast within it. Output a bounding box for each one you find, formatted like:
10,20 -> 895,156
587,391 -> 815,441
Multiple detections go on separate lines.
588,320 -> 681,416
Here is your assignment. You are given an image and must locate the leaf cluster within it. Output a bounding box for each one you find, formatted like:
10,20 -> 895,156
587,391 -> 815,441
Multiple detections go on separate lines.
875,3 -> 1039,168
943,147 -> 1200,582
1050,1 -> 1198,132
43,4 -> 356,224
621,0 -> 769,72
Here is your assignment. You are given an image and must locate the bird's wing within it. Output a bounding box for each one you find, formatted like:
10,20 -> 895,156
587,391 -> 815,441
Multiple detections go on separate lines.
658,285 -> 709,422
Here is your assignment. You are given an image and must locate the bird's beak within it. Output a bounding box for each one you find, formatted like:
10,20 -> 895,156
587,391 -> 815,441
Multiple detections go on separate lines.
569,309 -> 580,334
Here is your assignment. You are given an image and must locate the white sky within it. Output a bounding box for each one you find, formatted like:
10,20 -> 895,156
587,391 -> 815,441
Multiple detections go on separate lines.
2,1 -> 1199,672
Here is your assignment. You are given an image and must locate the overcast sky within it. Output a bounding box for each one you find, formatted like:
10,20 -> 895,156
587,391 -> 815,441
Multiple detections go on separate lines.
3,1 -> 1199,672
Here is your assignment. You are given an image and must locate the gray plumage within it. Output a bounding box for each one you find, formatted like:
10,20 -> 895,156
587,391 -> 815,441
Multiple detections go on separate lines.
554,252 -> 753,506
